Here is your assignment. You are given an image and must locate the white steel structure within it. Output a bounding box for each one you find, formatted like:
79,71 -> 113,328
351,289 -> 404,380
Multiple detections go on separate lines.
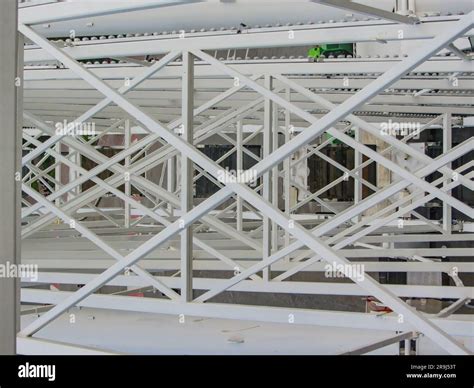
1,0 -> 473,355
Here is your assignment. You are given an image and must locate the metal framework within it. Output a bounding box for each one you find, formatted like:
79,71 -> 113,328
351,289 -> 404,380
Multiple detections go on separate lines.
10,1 -> 474,355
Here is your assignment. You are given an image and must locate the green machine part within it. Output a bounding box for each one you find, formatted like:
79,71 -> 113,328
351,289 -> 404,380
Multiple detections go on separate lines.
308,43 -> 354,59
307,46 -> 323,59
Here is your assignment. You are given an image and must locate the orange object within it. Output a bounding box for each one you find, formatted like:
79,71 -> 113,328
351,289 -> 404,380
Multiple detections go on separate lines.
364,296 -> 393,313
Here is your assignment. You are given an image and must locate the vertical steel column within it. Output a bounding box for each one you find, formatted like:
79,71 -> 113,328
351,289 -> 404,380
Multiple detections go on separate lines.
262,75 -> 273,280
75,151 -> 81,196
167,156 -> 176,216
54,143 -> 62,207
124,119 -> 131,228
284,88 -> 291,258
236,120 -> 243,232
0,0 -> 21,354
67,146 -> 78,201
404,339 -> 411,355
396,0 -> 409,14
180,51 -> 194,301
443,113 -> 452,233
354,126 -> 363,222
271,95 -> 279,252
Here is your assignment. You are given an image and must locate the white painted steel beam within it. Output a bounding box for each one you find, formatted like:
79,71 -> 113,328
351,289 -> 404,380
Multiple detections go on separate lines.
22,273 -> 474,300
180,51 -> 194,301
23,17 -> 472,63
21,289 -> 474,338
0,0 -> 21,355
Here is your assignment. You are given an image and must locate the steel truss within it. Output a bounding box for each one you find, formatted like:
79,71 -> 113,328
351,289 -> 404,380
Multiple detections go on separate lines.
17,7 -> 474,355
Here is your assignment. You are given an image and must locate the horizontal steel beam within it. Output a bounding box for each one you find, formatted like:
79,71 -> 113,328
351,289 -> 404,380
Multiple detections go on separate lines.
21,289 -> 474,337
20,259 -> 474,273
23,18 -> 472,62
23,273 -> 474,299
23,71 -> 474,93
23,59 -> 474,78
20,247 -> 474,259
